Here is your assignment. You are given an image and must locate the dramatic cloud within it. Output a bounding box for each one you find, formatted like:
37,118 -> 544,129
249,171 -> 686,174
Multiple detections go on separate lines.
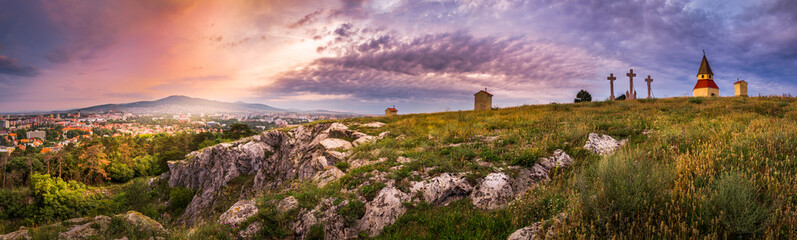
1,0 -> 796,113
0,55 -> 39,77
262,30 -> 610,102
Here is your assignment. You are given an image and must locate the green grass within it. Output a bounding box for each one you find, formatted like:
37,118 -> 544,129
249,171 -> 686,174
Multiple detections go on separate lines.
378,199 -> 517,239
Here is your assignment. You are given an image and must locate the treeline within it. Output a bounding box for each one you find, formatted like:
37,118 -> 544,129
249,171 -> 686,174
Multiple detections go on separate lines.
0,123 -> 257,188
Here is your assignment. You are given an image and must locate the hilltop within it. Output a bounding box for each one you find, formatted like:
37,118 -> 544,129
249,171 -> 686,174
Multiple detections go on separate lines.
66,95 -> 355,115
2,96 -> 796,239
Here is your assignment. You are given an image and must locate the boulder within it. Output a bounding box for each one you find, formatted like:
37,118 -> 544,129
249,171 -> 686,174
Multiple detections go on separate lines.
410,173 -> 472,205
118,211 -> 166,235
292,198 -> 348,239
324,151 -> 347,165
313,167 -> 346,188
358,186 -> 410,237
58,215 -> 111,240
239,222 -> 262,239
0,227 -> 30,240
277,196 -> 299,213
219,199 -> 259,226
507,222 -> 542,240
352,136 -> 376,147
320,138 -> 353,150
583,133 -> 627,155
471,173 -> 514,210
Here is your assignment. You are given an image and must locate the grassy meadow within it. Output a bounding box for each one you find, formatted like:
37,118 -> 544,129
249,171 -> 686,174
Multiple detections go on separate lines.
5,96 -> 797,239
314,96 -> 794,239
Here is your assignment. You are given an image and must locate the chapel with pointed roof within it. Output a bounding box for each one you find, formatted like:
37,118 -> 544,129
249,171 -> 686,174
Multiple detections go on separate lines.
693,52 -> 719,97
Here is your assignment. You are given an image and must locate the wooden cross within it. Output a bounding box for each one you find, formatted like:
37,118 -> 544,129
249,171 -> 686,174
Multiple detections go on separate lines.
626,69 -> 636,100
645,75 -> 654,99
607,73 -> 617,100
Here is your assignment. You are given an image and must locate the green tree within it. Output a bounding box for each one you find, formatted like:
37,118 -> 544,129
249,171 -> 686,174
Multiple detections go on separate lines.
574,89 -> 592,103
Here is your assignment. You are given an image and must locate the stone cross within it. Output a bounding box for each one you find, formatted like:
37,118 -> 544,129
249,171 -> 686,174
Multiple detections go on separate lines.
626,69 -> 637,100
607,73 -> 617,100
645,75 -> 654,99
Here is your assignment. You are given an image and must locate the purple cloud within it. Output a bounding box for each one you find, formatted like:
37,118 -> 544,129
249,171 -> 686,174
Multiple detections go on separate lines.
0,55 -> 39,77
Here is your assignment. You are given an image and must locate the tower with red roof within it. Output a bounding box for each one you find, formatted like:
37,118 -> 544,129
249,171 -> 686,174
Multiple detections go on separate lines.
693,52 -> 719,97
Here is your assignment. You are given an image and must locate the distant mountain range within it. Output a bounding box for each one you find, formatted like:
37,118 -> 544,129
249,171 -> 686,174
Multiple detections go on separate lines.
68,95 -> 351,114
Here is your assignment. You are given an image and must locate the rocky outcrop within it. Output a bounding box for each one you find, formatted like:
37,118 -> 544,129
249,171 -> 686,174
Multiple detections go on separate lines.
358,186 -> 410,237
219,199 -> 258,226
360,122 -> 386,128
1,227 -> 30,240
410,173 -> 472,205
277,196 -> 299,213
584,133 -> 627,155
507,222 -> 542,240
119,211 -> 167,235
313,167 -> 346,188
51,211 -> 164,240
292,198 -> 348,240
167,123 -> 376,225
471,173 -> 515,210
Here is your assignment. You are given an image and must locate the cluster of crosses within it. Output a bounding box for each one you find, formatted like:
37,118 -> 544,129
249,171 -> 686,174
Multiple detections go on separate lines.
606,69 -> 654,100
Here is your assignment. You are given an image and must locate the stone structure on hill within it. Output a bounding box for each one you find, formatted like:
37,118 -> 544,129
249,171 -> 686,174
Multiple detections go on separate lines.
645,75 -> 654,99
385,106 -> 398,116
607,73 -> 617,100
474,88 -> 493,110
734,79 -> 748,97
693,51 -> 719,97
626,69 -> 637,100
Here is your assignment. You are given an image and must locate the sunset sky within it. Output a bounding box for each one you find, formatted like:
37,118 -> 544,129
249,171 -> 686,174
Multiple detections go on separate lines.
1,0 -> 796,113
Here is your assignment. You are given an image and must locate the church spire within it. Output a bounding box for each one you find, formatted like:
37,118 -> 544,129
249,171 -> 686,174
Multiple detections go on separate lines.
697,52 -> 714,76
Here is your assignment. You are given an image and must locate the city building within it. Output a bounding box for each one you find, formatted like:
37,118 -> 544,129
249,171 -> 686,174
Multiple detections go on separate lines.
27,130 -> 46,140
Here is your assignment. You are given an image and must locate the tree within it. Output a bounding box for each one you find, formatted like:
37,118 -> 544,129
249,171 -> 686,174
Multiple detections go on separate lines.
616,94 -> 627,100
574,89 -> 593,103
79,145 -> 110,184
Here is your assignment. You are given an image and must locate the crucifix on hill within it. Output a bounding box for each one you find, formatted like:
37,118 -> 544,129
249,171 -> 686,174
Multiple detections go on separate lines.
607,73 -> 617,100
626,69 -> 637,100
645,75 -> 654,99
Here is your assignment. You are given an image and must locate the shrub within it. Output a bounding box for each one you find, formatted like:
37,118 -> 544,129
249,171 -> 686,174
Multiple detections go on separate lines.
132,155 -> 156,177
167,187 -> 194,215
307,223 -> 325,240
107,163 -> 134,183
508,185 -> 567,226
508,148 -> 543,167
334,162 -> 350,172
705,172 -> 769,237
577,149 -> 673,235
359,182 -> 387,201
688,97 -> 704,104
339,200 -> 366,227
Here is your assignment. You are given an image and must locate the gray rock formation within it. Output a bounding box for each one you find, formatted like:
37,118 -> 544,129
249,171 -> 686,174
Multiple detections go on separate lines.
358,186 -> 410,237
219,199 -> 259,226
584,133 -> 627,155
471,173 -> 515,210
361,122 -> 386,128
410,173 -> 472,205
58,216 -> 110,240
277,196 -> 299,213
507,222 -> 541,240
292,198 -> 348,240
313,167 -> 346,188
0,227 -> 30,240
167,123 -> 375,225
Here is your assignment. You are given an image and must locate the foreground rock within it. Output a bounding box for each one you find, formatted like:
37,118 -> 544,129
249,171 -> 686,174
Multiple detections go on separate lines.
1,227 -> 30,240
471,173 -> 514,210
411,173 -> 472,205
358,186 -> 410,237
292,198 -> 349,240
583,133 -> 627,155
507,222 -> 542,240
219,199 -> 259,225
167,123 -> 376,225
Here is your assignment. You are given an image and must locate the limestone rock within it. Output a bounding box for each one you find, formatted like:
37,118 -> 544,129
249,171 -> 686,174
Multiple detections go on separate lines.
219,199 -> 258,226
320,138 -> 353,150
292,198 -> 348,240
361,122 -> 386,128
118,211 -> 166,235
358,186 -> 410,237
167,123 -> 347,225
471,173 -> 514,210
410,173 -> 472,205
313,167 -> 345,188
324,151 -> 347,165
58,215 -> 111,240
583,133 -> 627,155
277,196 -> 299,213
0,227 -> 30,240
352,135 -> 376,147
239,222 -> 262,239
507,222 -> 542,240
